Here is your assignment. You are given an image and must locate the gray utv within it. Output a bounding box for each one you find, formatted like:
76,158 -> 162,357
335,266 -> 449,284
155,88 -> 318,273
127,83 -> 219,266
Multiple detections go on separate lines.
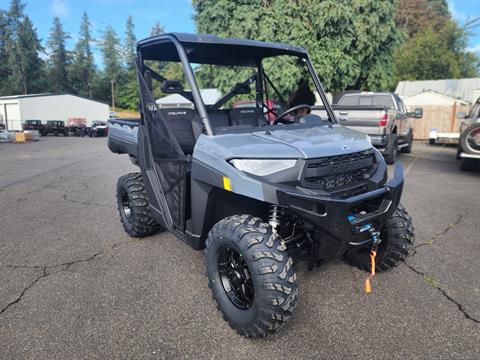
108,33 -> 415,338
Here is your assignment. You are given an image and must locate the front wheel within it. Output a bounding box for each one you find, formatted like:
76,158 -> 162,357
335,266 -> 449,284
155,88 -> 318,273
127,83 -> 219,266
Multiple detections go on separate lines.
205,215 -> 298,338
346,204 -> 415,272
401,130 -> 413,154
384,134 -> 398,164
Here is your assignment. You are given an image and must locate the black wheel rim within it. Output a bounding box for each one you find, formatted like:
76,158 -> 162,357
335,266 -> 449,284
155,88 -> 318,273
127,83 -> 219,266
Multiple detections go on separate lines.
217,246 -> 254,309
466,127 -> 480,154
121,190 -> 131,218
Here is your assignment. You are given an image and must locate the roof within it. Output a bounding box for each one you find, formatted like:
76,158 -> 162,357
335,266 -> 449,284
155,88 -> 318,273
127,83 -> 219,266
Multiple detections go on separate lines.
401,90 -> 470,106
156,88 -> 221,106
396,78 -> 480,104
0,93 -> 109,106
138,32 -> 308,66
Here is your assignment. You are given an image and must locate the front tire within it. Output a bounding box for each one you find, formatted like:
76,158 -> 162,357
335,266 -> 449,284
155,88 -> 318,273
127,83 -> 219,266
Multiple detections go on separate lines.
401,130 -> 413,153
116,173 -> 161,237
205,215 -> 298,338
384,134 -> 398,164
346,204 -> 415,272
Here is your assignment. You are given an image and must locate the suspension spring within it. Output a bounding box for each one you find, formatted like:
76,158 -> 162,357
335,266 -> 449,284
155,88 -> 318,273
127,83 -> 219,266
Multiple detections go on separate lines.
269,205 -> 281,233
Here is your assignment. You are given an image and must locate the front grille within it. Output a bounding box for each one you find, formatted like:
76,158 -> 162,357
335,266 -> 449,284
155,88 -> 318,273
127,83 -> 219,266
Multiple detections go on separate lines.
303,149 -> 376,192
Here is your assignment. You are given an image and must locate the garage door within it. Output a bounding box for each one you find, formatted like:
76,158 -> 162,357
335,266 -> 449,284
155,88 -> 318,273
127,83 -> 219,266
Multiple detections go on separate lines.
2,103 -> 22,131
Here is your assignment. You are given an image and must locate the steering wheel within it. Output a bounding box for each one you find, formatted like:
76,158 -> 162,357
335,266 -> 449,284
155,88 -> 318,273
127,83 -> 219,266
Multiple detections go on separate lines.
273,104 -> 312,125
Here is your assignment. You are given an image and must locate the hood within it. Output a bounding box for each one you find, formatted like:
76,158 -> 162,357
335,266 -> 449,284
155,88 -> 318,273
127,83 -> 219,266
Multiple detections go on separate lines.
194,124 -> 373,164
252,124 -> 371,158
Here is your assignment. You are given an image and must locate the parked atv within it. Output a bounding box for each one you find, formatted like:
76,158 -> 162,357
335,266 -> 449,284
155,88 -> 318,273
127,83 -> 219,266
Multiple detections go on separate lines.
41,120 -> 69,136
88,120 -> 108,137
108,33 -> 415,338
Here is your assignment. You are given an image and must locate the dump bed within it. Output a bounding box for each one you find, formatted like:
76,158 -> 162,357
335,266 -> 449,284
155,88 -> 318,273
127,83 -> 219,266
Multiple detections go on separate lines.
107,118 -> 141,158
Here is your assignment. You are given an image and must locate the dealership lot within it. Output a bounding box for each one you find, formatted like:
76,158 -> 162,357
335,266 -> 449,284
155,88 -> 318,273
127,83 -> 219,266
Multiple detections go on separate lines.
0,137 -> 479,359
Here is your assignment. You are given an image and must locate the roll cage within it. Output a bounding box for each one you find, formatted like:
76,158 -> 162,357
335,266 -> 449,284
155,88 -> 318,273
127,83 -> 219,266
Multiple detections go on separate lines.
136,32 -> 338,135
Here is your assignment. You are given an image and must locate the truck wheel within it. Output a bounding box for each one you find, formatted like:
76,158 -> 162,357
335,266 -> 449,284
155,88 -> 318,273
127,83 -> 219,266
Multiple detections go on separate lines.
116,173 -> 161,237
460,158 -> 479,171
346,204 -> 414,272
429,138 -> 435,145
384,134 -> 398,164
205,215 -> 298,338
459,123 -> 480,155
401,130 -> 413,154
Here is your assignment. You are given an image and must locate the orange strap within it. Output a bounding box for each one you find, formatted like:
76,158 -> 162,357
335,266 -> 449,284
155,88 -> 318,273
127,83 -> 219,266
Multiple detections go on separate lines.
364,250 -> 376,293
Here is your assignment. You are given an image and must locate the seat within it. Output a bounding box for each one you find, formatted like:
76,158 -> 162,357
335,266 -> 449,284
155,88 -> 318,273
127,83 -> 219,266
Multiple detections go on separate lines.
208,111 -> 231,129
229,108 -> 266,127
159,108 -> 196,155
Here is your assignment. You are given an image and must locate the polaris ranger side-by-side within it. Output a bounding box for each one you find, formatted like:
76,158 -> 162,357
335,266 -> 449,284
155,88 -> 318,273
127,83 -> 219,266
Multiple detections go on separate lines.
108,33 -> 415,338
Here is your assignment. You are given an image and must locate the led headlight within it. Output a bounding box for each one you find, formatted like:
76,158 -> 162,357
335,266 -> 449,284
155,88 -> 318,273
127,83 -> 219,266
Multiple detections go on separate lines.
230,159 -> 297,176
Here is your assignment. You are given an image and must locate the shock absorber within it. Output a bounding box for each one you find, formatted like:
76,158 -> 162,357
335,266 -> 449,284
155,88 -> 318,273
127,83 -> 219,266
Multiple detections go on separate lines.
269,205 -> 281,233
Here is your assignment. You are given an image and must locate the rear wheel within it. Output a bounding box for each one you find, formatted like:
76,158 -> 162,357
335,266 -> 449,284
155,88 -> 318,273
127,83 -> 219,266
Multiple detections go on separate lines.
116,173 -> 161,237
205,215 -> 298,338
346,204 -> 415,272
460,158 -> 479,171
384,134 -> 398,164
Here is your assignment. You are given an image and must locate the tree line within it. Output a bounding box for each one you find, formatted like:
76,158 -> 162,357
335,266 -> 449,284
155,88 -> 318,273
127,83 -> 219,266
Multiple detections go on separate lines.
0,0 -> 479,110
0,0 -> 165,110
193,0 -> 479,95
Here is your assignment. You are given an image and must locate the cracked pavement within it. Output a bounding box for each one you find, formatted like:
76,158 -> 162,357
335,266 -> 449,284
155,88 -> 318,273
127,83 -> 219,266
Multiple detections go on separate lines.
0,138 -> 479,359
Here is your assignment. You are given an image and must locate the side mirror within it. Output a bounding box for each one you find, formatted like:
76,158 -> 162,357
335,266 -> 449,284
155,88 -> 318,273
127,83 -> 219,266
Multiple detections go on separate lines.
456,112 -> 466,119
414,108 -> 423,118
161,80 -> 184,94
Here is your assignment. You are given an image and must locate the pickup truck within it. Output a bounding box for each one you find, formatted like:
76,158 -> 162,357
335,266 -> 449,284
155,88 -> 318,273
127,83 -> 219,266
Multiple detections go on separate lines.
315,92 -> 422,164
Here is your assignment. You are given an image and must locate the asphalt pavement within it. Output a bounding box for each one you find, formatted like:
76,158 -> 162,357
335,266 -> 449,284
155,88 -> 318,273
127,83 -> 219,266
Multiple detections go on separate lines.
0,137 -> 479,359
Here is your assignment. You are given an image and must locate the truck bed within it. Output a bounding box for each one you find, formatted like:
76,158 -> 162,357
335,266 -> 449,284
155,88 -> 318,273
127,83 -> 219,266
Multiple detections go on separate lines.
107,118 -> 141,158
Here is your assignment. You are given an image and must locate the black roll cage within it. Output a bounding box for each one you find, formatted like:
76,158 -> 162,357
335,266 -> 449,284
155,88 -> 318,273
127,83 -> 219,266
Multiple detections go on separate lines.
136,33 -> 338,135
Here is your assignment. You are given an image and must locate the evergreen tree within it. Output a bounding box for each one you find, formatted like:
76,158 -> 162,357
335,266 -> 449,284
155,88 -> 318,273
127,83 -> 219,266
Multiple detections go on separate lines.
0,10 -> 10,94
71,12 -> 95,97
17,16 -> 45,93
4,0 -> 26,94
99,24 -> 122,107
47,17 -> 70,92
124,15 -> 137,71
150,21 -> 164,36
193,0 -> 402,93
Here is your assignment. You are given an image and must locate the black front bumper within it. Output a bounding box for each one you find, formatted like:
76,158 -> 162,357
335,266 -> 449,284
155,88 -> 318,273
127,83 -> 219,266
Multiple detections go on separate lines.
277,163 -> 404,246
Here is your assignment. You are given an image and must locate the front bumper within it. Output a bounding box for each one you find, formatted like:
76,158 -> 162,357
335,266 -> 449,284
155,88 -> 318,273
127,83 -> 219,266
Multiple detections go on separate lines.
277,162 -> 404,247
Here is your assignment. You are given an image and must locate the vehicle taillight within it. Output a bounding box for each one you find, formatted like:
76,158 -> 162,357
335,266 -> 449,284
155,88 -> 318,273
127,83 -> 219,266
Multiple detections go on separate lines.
379,112 -> 388,127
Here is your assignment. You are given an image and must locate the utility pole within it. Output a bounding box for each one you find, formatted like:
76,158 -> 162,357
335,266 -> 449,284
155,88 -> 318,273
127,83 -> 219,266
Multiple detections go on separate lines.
111,79 -> 116,111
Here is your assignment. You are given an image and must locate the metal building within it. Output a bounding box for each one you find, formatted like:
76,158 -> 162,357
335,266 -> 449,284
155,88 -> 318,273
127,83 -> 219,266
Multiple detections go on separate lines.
0,93 -> 109,131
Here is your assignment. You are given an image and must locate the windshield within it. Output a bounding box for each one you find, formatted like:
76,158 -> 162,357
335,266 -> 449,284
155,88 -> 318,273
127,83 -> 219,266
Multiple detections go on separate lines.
338,94 -> 395,109
146,53 -> 327,123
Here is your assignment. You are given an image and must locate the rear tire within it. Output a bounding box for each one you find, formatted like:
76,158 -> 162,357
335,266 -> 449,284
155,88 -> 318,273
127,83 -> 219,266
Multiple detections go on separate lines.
460,158 -> 479,171
116,173 -> 161,237
346,204 -> 415,272
384,134 -> 398,164
205,215 -> 298,338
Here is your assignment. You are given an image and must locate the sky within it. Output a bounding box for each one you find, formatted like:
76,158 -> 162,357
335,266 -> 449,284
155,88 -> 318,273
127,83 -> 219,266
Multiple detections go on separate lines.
0,0 -> 479,63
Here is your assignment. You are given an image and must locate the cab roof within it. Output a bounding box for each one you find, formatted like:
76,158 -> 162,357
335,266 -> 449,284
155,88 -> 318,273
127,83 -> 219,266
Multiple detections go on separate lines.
137,32 -> 308,66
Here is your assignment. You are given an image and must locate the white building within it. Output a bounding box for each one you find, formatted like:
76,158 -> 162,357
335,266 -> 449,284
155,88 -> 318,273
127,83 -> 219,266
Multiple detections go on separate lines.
156,88 -> 222,109
0,93 -> 109,131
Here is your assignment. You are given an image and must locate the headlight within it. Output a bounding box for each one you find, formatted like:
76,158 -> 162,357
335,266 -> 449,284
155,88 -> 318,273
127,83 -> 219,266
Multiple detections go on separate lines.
230,159 -> 297,176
